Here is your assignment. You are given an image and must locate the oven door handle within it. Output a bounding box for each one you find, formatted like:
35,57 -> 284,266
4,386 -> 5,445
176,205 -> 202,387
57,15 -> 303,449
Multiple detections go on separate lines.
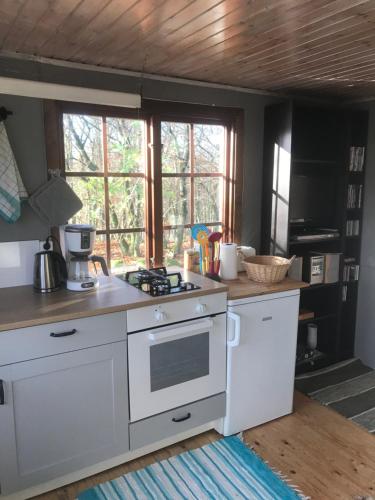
148,318 -> 213,343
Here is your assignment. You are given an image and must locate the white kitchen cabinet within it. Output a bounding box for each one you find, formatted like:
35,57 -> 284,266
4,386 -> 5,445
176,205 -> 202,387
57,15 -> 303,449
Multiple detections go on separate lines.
218,290 -> 300,436
0,311 -> 126,366
0,341 -> 129,495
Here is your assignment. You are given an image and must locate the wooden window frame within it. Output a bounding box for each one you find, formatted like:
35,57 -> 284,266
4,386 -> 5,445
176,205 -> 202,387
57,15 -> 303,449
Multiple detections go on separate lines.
155,118 -> 228,266
44,99 -> 243,269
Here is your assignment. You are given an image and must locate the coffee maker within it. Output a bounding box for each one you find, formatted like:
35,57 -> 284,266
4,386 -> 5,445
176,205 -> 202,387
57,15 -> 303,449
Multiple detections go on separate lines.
64,224 -> 109,291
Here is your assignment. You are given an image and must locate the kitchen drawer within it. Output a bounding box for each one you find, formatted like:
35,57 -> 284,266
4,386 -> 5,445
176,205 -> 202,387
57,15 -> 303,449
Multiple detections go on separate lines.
127,292 -> 227,332
129,392 -> 226,450
0,312 -> 126,366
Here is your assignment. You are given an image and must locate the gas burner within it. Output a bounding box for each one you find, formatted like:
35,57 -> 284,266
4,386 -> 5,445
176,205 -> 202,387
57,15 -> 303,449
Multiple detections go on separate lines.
137,270 -> 153,280
117,267 -> 201,296
149,278 -> 171,297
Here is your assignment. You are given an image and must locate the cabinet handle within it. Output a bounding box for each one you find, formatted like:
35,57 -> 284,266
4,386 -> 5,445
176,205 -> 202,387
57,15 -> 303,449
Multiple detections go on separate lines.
262,316 -> 273,322
50,328 -> 77,338
172,412 -> 191,423
227,311 -> 241,347
0,380 -> 4,405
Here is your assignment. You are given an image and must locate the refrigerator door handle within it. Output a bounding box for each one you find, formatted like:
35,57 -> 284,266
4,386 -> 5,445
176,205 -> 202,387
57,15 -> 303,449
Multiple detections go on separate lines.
227,311 -> 241,347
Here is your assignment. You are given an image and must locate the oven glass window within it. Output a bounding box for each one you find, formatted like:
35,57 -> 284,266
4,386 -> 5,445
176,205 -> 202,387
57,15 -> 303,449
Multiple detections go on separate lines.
150,332 -> 209,392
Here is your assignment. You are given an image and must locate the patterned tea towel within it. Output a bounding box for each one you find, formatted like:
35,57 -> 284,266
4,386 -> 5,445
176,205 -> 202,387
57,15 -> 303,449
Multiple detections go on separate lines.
0,121 -> 28,223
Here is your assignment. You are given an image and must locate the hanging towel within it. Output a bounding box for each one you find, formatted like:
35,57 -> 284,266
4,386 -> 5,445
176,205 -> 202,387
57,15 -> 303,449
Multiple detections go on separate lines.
0,121 -> 28,223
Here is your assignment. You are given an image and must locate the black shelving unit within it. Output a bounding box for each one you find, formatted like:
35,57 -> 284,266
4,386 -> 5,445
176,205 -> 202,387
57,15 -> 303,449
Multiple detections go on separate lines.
261,101 -> 368,373
338,110 -> 368,360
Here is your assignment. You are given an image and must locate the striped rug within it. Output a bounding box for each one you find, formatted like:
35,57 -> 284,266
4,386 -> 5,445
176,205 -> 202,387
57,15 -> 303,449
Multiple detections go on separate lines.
77,436 -> 307,500
295,358 -> 375,434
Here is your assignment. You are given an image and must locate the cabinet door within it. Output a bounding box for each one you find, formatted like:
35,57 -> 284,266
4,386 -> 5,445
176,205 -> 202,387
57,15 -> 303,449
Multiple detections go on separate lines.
0,341 -> 129,495
225,294 -> 299,435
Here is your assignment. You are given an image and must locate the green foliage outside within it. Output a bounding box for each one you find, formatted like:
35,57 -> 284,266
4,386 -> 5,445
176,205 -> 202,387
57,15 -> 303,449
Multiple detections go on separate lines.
64,114 -> 224,271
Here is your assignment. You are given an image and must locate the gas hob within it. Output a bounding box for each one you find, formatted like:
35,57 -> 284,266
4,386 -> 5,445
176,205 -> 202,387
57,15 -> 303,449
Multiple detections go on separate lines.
116,267 -> 201,297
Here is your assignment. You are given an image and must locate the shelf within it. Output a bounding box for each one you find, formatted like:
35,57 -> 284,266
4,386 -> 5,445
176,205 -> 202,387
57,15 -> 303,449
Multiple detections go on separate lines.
298,308 -> 315,321
293,158 -> 338,165
295,350 -> 332,375
298,313 -> 337,325
302,282 -> 339,291
289,237 -> 341,245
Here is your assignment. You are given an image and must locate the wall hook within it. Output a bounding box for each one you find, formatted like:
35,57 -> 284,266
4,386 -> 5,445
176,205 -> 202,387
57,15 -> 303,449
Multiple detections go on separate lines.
0,106 -> 13,122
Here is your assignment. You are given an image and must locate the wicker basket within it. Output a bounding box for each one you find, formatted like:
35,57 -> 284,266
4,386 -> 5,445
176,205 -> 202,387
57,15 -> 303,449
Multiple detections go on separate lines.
242,255 -> 295,283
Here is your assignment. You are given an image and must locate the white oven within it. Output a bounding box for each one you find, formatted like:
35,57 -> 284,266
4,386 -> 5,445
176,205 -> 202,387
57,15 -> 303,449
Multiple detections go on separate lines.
128,313 -> 226,422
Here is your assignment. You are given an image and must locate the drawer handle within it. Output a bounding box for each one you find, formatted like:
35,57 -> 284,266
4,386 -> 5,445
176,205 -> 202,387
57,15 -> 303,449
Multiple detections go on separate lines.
50,328 -> 77,338
172,412 -> 191,423
0,380 -> 4,405
262,316 -> 272,322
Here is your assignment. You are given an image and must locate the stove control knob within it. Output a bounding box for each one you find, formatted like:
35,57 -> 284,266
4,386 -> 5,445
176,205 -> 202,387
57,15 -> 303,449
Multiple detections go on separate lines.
154,310 -> 167,322
195,303 -> 207,314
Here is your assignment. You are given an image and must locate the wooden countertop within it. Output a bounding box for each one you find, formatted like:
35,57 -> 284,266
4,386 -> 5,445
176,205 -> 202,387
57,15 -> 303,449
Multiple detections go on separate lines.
223,273 -> 309,300
0,270 -> 308,333
0,270 -> 227,333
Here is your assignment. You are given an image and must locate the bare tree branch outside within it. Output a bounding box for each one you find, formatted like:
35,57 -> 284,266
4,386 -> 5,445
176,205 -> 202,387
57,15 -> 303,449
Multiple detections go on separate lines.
63,113 -> 224,271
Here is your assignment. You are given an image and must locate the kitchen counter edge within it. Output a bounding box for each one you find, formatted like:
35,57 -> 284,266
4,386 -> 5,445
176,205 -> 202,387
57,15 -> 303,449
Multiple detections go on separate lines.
225,274 -> 309,300
0,271 -> 228,333
0,273 -> 309,333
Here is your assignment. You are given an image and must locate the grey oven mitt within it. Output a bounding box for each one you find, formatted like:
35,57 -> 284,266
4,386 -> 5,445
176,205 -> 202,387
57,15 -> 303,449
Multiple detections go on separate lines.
29,176 -> 82,226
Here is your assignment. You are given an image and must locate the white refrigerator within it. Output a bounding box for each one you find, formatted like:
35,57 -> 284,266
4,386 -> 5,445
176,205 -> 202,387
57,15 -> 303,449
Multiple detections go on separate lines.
217,289 -> 300,436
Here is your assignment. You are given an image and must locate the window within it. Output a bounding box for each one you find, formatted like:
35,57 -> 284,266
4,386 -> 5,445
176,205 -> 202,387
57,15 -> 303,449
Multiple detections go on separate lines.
63,113 -> 146,272
162,121 -> 225,265
46,100 -> 243,272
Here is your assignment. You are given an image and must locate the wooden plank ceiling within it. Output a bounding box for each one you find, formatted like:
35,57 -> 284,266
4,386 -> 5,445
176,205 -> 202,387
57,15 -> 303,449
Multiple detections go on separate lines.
1,0 -> 375,99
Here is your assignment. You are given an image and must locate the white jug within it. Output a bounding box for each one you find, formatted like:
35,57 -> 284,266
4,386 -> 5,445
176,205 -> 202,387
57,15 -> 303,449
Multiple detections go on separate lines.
237,246 -> 256,272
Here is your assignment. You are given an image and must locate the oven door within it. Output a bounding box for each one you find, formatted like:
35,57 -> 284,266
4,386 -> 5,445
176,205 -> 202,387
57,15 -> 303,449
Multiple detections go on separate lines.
128,314 -> 226,422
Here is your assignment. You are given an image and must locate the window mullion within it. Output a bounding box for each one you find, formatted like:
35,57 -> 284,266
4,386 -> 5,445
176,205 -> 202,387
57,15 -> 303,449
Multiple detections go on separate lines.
102,116 -> 111,268
223,125 -> 231,242
190,123 -> 194,248
145,118 -> 153,268
151,116 -> 163,266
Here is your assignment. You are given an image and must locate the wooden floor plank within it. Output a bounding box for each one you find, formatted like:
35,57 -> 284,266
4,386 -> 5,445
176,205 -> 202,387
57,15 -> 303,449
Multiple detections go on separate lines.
245,392 -> 375,500
33,392 -> 375,500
